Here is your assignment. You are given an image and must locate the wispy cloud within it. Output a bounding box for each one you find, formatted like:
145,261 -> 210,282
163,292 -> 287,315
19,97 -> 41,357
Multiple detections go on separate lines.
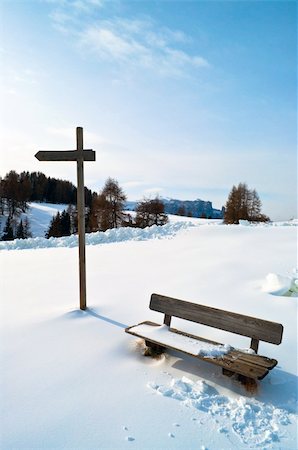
48,3 -> 209,77
48,0 -> 104,33
79,19 -> 209,76
72,0 -> 104,11
47,0 -> 104,10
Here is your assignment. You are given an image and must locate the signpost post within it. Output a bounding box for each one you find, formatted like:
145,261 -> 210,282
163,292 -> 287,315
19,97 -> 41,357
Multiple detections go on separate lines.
35,127 -> 96,310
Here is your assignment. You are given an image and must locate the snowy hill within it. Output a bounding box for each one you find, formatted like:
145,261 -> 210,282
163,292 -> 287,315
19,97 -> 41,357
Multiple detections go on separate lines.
0,202 -> 68,238
1,220 -> 297,449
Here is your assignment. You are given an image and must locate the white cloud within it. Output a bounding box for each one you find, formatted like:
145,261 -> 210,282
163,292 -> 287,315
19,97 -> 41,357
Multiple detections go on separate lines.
47,0 -> 104,10
72,0 -> 103,12
79,18 -> 209,76
49,0 -> 104,33
48,0 -> 209,78
81,27 -> 146,61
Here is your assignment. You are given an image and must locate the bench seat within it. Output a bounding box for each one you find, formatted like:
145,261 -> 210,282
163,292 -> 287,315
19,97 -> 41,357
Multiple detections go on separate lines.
126,321 -> 278,380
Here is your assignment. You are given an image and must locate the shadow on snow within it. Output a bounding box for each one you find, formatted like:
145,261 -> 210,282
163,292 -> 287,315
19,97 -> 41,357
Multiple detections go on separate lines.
64,307 -> 127,329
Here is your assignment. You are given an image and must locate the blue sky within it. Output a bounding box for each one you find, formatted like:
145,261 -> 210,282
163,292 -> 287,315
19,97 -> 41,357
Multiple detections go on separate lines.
0,0 -> 296,220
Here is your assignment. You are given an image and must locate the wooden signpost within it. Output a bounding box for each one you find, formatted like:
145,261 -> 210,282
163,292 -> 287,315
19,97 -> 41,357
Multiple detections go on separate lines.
35,127 -> 96,310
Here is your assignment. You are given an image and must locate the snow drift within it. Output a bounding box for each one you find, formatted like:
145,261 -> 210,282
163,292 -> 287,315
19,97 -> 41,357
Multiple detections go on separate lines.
0,221 -> 193,251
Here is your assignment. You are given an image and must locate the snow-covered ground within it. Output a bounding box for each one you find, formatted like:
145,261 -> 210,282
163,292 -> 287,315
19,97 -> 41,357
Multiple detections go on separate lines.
0,218 -> 297,449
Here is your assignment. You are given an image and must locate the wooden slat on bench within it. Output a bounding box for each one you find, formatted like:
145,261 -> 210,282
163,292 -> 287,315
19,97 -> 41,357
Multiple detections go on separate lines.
125,321 -> 272,379
171,328 -> 278,370
150,294 -> 283,345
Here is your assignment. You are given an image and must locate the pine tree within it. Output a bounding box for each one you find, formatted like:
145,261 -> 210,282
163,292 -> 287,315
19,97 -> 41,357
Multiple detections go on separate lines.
45,210 -> 71,238
23,217 -> 32,238
1,216 -> 14,241
16,219 -> 25,239
46,212 -> 61,238
60,210 -> 71,236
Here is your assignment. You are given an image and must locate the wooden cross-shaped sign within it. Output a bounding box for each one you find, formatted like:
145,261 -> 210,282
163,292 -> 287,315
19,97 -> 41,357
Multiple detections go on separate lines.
35,127 -> 96,310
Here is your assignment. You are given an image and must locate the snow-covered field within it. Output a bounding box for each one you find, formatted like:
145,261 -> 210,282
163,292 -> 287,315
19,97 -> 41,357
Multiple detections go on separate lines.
0,217 -> 297,449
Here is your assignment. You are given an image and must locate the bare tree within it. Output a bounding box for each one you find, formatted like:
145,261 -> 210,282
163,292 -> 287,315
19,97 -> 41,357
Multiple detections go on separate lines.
135,197 -> 168,228
224,183 -> 270,224
89,178 -> 127,231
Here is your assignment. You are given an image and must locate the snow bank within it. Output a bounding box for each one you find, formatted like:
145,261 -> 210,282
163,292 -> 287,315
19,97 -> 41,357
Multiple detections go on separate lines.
0,221 -> 193,251
262,271 -> 298,297
130,324 -> 231,357
148,375 -> 293,448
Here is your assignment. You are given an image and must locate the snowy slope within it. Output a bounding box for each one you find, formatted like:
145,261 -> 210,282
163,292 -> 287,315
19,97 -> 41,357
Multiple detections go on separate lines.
0,202 -> 68,238
0,221 -> 297,449
25,202 -> 68,237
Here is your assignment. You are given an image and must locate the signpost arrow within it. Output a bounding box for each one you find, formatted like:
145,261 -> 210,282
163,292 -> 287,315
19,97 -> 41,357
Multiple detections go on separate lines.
35,149 -> 95,162
35,127 -> 96,310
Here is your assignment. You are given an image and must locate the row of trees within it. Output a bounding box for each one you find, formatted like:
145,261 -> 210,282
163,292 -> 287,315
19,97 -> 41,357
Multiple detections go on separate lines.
1,169 -> 270,240
0,170 -> 95,218
1,216 -> 32,241
43,180 -> 271,239
46,178 -> 169,238
0,170 -> 96,241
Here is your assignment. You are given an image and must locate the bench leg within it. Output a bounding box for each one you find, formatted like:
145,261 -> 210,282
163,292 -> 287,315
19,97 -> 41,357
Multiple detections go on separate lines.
144,340 -> 165,357
237,374 -> 258,392
222,368 -> 235,377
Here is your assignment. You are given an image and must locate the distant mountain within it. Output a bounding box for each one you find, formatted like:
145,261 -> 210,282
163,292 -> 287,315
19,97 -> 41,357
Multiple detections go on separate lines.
125,198 -> 224,219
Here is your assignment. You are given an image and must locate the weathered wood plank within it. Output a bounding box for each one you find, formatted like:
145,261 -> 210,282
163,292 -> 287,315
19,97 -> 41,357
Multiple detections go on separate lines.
216,356 -> 269,380
35,149 -> 95,161
125,322 -> 270,379
150,294 -> 283,344
226,351 -> 277,370
126,322 -> 277,370
170,328 -> 277,370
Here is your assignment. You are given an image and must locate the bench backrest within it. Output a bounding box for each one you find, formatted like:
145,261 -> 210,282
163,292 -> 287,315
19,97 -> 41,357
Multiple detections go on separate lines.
150,294 -> 283,345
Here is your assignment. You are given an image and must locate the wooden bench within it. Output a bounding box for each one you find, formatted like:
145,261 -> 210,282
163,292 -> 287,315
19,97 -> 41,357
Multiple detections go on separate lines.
125,293 -> 284,381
